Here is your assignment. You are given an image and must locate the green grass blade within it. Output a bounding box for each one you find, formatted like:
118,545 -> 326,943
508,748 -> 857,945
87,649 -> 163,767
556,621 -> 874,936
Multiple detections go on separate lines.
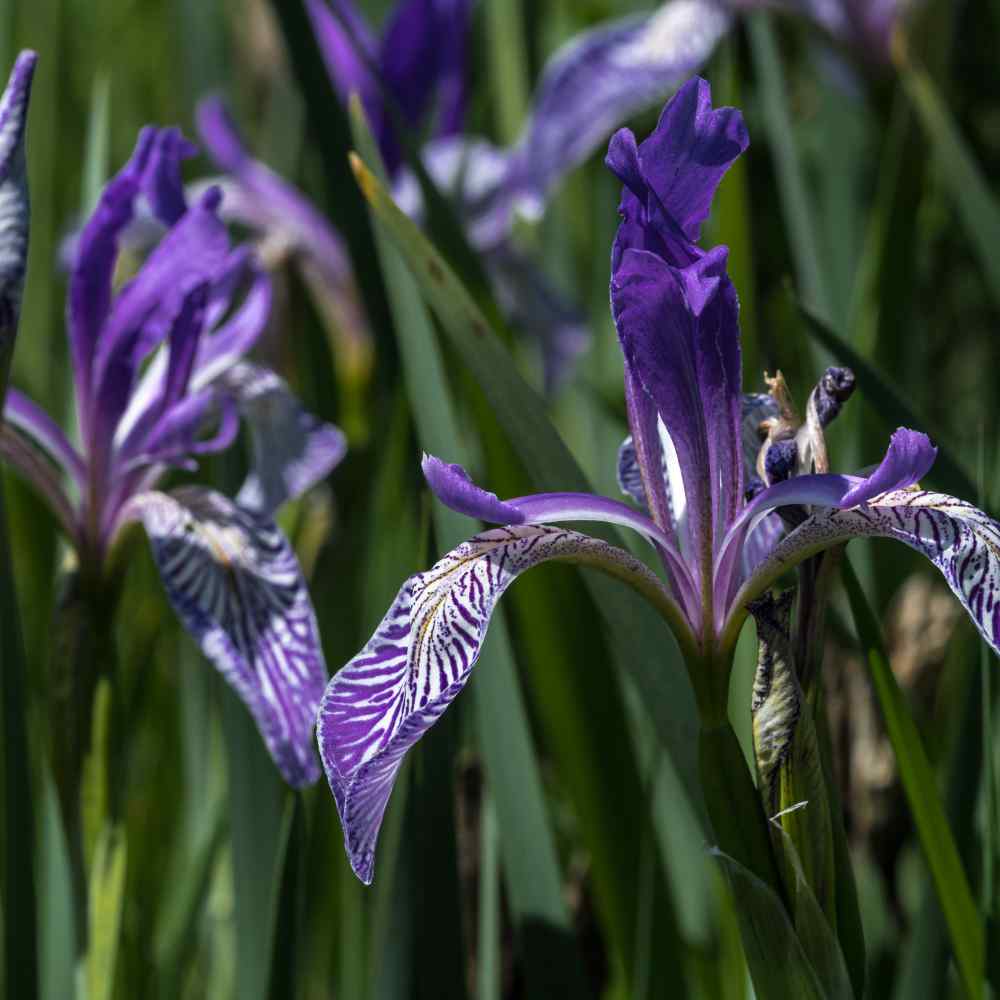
80,73 -> 110,218
485,0 -> 530,144
476,794 -> 501,1000
747,12 -> 831,325
349,100 -> 584,988
842,559 -> 984,998
85,825 -> 127,1000
0,478 -> 38,1000
897,48 -> 1000,311
218,682 -> 290,1000
39,764 -> 76,1000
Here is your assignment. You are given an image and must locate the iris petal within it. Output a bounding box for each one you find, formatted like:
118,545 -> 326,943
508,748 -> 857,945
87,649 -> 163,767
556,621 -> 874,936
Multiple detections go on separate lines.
129,487 -> 328,786
318,524 -> 667,882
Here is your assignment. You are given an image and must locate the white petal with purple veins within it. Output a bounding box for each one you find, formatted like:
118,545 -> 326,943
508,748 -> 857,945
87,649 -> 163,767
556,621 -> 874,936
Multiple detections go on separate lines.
129,487 -> 328,786
318,524 -> 664,883
745,489 -> 1000,654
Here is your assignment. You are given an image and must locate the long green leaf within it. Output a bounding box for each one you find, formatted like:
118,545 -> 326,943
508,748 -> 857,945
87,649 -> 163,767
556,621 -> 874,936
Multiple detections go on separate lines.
842,559 -> 984,998
747,13 -> 831,326
39,765 -> 75,1000
85,825 -> 127,1000
350,100 -> 585,991
897,49 -> 1000,310
218,681 -> 291,1000
0,477 -> 37,1000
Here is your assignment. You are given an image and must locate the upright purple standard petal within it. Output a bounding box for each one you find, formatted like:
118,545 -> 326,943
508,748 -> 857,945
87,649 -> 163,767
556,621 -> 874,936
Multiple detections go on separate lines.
607,75 -> 749,245
0,51 -> 36,361
318,524 -> 671,883
511,4 -> 732,215
128,487 -> 328,786
612,246 -> 743,574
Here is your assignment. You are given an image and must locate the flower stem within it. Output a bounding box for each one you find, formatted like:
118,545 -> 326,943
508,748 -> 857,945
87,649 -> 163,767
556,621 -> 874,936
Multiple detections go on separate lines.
698,720 -> 786,903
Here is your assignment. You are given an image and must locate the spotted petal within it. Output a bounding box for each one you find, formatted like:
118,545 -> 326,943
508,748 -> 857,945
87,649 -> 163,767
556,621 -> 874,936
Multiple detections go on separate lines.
129,487 -> 328,786
0,51 -> 36,358
318,524 -> 668,883
742,489 -> 1000,655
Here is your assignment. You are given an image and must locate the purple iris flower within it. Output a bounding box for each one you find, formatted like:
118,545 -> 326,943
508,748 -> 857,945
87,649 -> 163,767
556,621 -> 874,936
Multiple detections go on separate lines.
317,78 -> 1000,884
0,53 -> 345,787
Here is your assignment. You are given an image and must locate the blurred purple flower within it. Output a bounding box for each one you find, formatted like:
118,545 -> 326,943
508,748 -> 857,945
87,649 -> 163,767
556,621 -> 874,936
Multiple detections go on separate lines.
316,78 -> 1000,884
1,64 -> 344,787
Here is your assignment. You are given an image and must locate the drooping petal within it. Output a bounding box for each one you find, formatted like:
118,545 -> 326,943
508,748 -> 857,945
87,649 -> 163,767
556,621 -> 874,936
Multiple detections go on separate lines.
838,428 -> 937,507
740,489 -> 1000,655
511,4 -> 733,216
318,524 -> 674,883
421,455 -> 524,524
217,363 -> 346,517
0,51 -> 36,361
422,453 -> 698,617
127,487 -> 328,786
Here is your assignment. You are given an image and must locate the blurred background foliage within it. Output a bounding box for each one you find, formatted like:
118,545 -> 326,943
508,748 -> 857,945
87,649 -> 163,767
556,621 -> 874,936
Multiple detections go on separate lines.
2,0 -> 999,997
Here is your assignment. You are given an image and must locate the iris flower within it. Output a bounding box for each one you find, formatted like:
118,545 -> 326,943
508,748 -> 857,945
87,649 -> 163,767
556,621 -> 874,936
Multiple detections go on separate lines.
318,78 -> 1000,884
0,53 -> 344,787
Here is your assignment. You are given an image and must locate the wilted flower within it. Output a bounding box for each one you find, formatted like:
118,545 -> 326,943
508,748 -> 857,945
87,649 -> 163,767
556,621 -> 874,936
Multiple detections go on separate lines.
317,78 -> 1000,883
0,53 -> 344,786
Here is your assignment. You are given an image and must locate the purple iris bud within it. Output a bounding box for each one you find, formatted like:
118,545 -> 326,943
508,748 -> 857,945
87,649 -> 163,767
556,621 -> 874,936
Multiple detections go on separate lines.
1,91 -> 346,786
318,75 -> 1000,886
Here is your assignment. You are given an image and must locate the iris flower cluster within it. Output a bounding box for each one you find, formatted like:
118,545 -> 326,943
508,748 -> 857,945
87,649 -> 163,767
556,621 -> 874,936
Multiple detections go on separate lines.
0,53 -> 343,788
317,78 -> 1000,884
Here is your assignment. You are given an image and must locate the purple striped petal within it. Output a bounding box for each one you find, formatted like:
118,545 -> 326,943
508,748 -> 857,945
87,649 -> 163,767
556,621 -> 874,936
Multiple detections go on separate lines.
128,487 -> 328,786
318,524 -> 667,883
617,435 -> 648,511
743,489 -> 1000,654
0,51 -> 36,358
219,363 -> 346,517
511,4 -> 732,215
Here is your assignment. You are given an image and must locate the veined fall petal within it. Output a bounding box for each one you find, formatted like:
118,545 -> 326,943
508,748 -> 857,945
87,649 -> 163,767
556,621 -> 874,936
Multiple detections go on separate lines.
127,487 -> 328,787
317,524 -> 674,883
0,51 -> 36,367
